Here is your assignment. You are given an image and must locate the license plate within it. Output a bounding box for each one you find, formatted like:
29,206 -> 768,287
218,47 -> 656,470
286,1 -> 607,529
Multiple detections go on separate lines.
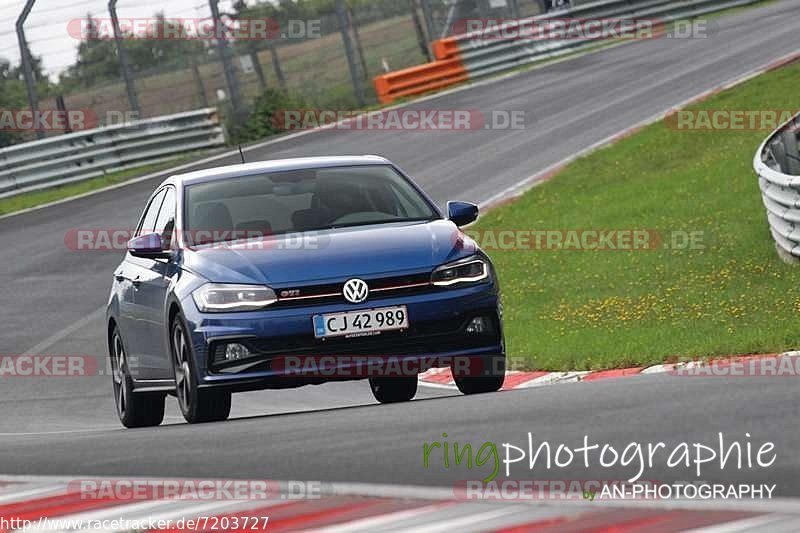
313,306 -> 409,339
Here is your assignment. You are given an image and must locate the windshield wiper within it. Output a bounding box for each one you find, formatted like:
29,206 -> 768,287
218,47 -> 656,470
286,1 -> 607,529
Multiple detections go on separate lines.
315,217 -> 435,231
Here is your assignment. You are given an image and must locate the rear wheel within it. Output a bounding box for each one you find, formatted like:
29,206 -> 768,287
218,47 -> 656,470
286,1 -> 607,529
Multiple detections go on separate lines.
110,326 -> 165,428
172,317 -> 231,424
453,354 -> 506,395
369,376 -> 417,403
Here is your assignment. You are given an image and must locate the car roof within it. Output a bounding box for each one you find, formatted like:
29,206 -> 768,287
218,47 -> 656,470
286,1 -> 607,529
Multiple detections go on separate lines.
162,155 -> 393,188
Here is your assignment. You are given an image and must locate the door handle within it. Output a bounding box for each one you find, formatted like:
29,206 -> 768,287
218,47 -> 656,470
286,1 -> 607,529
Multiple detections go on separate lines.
115,275 -> 126,282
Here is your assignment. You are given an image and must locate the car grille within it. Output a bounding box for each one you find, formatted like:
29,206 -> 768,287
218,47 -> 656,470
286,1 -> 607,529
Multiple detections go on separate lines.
274,272 -> 434,306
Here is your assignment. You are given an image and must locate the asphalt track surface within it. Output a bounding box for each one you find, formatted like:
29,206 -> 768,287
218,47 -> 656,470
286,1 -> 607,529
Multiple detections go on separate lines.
2,0 -> 800,499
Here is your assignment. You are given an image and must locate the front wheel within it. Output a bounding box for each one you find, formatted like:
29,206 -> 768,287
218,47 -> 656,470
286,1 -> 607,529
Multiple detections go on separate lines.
369,376 -> 417,403
172,317 -> 231,424
110,326 -> 165,428
453,354 -> 506,395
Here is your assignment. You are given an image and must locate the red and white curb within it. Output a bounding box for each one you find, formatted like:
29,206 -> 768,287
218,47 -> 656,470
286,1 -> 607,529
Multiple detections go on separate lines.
419,352 -> 798,391
0,475 -> 798,532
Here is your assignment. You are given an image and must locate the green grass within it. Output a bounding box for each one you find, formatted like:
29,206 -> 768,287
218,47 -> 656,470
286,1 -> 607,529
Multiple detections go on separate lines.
476,60 -> 800,371
0,159 -> 189,217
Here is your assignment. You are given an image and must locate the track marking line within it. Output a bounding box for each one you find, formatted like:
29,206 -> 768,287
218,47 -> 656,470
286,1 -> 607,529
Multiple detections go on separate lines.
21,306 -> 105,357
0,428 -> 120,437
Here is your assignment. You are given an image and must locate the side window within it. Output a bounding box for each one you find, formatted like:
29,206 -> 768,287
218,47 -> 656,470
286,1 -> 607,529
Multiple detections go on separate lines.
154,188 -> 176,249
137,189 -> 166,237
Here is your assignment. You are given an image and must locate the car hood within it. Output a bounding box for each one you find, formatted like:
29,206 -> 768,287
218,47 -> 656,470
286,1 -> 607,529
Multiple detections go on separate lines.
182,220 -> 477,285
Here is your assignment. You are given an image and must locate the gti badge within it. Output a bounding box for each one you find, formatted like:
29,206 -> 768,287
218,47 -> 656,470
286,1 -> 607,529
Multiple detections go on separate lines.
343,278 -> 369,304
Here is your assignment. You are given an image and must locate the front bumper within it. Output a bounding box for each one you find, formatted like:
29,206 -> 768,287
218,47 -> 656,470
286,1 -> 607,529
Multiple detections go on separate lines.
181,281 -> 503,391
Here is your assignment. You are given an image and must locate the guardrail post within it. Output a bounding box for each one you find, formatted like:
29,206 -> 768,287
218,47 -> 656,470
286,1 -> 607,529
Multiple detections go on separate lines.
420,0 -> 437,44
249,45 -> 268,91
268,41 -> 287,90
190,59 -> 209,108
209,0 -> 244,118
347,5 -> 369,81
108,0 -> 141,119
335,0 -> 365,107
408,0 -> 432,61
16,0 -> 43,140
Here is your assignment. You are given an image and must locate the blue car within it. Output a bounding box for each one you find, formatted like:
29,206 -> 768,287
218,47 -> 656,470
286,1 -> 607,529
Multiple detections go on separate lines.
107,156 -> 505,427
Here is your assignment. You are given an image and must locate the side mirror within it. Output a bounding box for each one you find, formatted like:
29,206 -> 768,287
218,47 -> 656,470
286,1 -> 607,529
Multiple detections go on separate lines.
447,201 -> 479,227
128,232 -> 170,259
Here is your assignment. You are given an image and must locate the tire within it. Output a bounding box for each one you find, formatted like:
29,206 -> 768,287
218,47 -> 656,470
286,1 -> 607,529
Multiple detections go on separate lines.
369,376 -> 417,404
453,354 -> 506,395
171,316 -> 231,424
110,325 -> 165,428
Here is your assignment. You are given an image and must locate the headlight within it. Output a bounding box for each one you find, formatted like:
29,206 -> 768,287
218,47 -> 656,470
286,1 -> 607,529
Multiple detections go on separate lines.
192,284 -> 277,312
431,257 -> 489,286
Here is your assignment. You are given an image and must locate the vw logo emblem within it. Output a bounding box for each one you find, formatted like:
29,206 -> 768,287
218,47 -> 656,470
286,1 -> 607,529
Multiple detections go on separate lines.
343,278 -> 369,304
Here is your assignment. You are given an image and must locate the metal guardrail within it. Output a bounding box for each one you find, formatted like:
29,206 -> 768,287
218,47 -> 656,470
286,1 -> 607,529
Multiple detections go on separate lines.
755,112 -> 800,261
437,0 -> 762,77
375,0 -> 763,103
0,108 -> 226,198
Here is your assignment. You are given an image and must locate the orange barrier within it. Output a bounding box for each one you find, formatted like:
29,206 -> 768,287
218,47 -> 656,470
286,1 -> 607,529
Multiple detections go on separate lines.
431,38 -> 460,61
373,58 -> 467,104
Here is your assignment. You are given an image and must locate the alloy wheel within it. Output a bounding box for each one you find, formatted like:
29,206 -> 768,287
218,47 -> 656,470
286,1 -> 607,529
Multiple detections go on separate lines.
172,323 -> 193,412
111,332 -> 128,417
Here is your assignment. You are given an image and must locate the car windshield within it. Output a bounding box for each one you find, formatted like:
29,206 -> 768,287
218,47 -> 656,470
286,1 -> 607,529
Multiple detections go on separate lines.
184,164 -> 437,246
